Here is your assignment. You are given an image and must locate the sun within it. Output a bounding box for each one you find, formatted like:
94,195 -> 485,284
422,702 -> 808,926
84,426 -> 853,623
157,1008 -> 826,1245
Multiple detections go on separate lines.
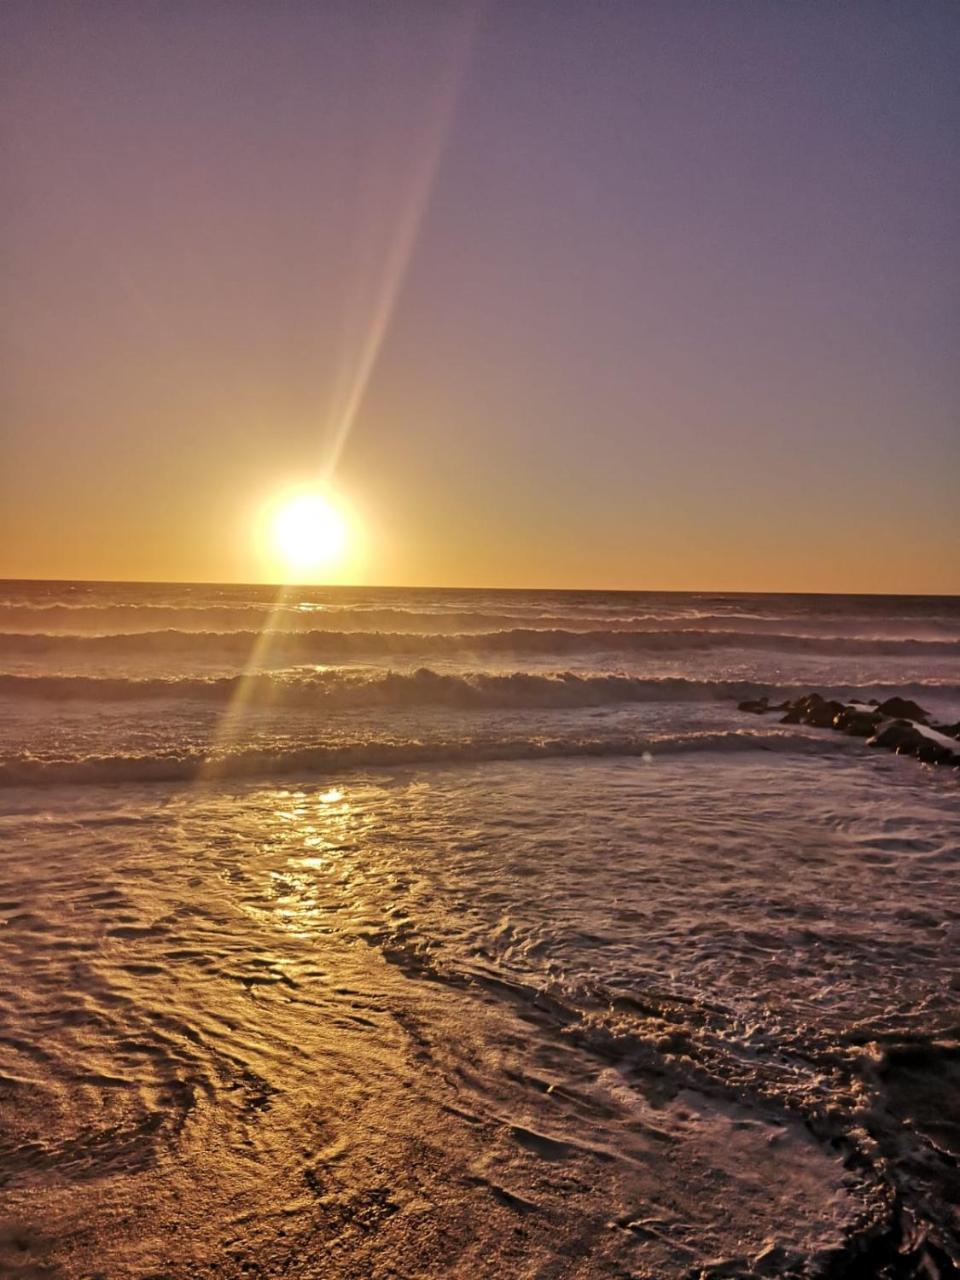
267,490 -> 350,579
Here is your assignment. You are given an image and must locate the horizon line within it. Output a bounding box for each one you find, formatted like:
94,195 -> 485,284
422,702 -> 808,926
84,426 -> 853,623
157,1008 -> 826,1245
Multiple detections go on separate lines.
0,574 -> 958,601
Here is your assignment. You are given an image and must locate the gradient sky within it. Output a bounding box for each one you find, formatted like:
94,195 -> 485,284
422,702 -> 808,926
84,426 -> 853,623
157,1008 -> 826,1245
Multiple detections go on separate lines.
2,0 -> 958,592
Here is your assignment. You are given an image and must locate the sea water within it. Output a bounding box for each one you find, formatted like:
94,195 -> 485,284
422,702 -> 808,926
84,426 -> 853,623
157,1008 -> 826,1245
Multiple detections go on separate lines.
0,582 -> 958,1276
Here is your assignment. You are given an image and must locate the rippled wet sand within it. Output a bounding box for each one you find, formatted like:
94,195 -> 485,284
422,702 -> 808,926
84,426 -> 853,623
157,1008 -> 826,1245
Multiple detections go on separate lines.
0,754 -> 958,1277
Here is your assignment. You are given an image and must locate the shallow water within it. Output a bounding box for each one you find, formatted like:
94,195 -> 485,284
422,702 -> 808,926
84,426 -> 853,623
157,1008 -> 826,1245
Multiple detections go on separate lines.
0,583 -> 958,1277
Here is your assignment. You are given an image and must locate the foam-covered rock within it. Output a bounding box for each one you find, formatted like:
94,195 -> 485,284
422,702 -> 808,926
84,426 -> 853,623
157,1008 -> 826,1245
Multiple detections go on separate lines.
876,697 -> 929,722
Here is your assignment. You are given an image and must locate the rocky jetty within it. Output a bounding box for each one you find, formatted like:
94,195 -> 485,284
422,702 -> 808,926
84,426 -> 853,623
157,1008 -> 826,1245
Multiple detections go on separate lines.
738,693 -> 960,767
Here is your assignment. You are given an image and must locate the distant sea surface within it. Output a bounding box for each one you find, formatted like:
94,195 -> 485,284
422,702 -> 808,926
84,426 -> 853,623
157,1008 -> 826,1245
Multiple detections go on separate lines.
1,581 -> 958,1277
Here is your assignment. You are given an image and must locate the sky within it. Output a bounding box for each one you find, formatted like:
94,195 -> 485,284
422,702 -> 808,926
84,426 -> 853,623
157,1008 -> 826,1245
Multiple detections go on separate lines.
1,0 -> 958,593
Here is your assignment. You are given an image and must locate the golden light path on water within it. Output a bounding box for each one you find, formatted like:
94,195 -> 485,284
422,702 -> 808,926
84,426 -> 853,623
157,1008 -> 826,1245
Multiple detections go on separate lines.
201,7 -> 482,776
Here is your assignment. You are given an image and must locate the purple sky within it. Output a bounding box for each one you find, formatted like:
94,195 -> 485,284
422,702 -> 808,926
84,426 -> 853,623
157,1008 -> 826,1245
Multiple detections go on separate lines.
2,1 -> 958,590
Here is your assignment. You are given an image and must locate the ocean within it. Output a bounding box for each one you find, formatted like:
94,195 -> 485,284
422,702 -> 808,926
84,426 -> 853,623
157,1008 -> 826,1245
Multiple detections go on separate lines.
1,580 -> 958,1278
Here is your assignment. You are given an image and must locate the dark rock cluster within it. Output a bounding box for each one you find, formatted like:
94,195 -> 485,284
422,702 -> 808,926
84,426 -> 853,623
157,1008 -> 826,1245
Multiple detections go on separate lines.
737,693 -> 960,767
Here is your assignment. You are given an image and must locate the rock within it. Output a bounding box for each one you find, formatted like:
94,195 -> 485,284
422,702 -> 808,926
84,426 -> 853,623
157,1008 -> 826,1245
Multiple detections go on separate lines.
833,706 -> 881,737
787,693 -> 845,728
876,697 -> 928,722
870,720 -> 960,765
740,690 -> 955,766
915,739 -> 956,765
817,701 -> 847,728
738,698 -> 769,714
780,694 -> 825,724
867,720 -> 956,763
869,720 -> 923,751
738,697 -> 791,715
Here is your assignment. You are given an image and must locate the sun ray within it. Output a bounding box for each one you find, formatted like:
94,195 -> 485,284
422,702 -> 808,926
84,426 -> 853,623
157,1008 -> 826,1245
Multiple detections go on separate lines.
201,7 -> 481,778
317,6 -> 480,479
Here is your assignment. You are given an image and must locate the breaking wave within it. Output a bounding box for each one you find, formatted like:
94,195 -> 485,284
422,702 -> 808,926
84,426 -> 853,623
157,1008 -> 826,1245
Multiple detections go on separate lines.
0,604 -> 631,634
2,626 -> 958,660
1,668 -> 952,709
0,727 -> 837,787
3,599 -> 960,639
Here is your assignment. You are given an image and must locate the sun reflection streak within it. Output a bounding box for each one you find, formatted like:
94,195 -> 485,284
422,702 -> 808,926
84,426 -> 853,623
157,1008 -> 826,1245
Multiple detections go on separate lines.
241,784 -> 374,940
198,583 -> 301,779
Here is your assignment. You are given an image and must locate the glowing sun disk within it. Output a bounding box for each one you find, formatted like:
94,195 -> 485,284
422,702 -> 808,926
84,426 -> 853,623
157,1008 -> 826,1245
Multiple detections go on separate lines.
270,493 -> 348,574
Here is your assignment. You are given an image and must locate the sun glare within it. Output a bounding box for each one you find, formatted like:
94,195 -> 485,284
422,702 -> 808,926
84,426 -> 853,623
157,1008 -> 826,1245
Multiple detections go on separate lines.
267,491 -> 350,579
